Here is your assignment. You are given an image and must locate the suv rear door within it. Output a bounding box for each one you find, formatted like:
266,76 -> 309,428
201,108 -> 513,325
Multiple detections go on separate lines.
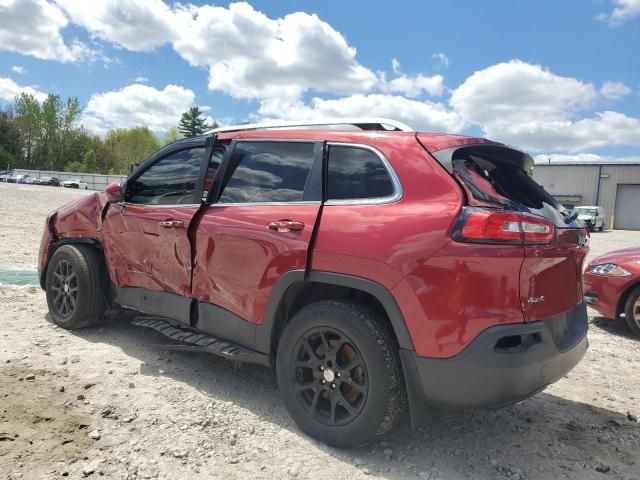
191,140 -> 322,337
422,138 -> 588,322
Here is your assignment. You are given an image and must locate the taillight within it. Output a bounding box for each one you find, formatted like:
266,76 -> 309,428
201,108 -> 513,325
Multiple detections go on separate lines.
453,207 -> 555,245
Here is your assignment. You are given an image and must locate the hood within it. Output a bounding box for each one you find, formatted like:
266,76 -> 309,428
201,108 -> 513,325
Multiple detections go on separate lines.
589,247 -> 640,269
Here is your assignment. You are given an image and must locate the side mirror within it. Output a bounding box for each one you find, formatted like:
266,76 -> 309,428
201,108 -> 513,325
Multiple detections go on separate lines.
105,182 -> 124,203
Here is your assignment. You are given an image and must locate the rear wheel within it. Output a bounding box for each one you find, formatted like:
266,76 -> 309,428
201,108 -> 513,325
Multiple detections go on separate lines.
276,300 -> 406,448
45,245 -> 106,329
624,286 -> 640,338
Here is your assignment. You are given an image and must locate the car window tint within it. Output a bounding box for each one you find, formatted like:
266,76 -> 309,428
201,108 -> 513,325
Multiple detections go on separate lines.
327,146 -> 394,200
219,142 -> 315,203
127,148 -> 205,205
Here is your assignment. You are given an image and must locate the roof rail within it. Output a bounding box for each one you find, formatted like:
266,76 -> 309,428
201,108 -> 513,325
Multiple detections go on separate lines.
207,117 -> 414,134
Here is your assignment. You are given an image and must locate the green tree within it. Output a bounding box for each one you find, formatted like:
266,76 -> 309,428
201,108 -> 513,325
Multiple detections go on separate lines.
0,109 -> 22,162
14,93 -> 41,168
83,149 -> 97,172
107,127 -> 161,173
178,106 -> 214,136
52,96 -> 82,171
0,147 -> 15,170
162,126 -> 180,145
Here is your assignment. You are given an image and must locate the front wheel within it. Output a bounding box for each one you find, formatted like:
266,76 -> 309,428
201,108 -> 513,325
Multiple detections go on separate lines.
276,300 -> 406,448
45,244 -> 106,329
624,286 -> 640,338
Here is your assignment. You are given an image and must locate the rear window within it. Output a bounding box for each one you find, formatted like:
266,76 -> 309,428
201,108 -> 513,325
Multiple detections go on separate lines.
452,146 -> 558,210
219,141 -> 315,203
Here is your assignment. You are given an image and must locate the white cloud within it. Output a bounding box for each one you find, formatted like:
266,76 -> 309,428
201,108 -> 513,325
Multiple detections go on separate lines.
82,83 -> 195,133
55,0 -> 177,52
0,0 -> 93,62
598,0 -> 640,25
391,58 -> 402,75
11,66 -> 25,74
534,153 -> 640,164
451,60 -> 597,128
257,94 -> 465,133
383,73 -> 444,98
487,111 -> 640,153
133,76 -> 149,83
0,77 -> 47,102
446,60 -> 640,152
52,2 -> 378,101
175,3 -> 378,100
432,52 -> 450,69
600,81 -> 632,100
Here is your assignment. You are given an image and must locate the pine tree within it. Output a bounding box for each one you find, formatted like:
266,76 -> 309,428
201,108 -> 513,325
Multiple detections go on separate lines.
177,106 -> 211,137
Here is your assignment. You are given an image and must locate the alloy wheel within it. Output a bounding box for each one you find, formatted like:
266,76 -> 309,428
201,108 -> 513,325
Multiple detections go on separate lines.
291,327 -> 368,426
50,259 -> 78,318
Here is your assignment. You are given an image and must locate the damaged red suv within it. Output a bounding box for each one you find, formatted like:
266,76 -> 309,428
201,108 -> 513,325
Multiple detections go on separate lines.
38,119 -> 589,447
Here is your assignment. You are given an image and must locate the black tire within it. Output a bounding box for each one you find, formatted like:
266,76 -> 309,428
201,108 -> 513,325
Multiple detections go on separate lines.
45,244 -> 106,329
276,300 -> 407,448
623,286 -> 640,338
598,224 -> 604,232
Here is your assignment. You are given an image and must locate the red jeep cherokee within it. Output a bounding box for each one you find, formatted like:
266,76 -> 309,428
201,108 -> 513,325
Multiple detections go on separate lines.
38,119 -> 589,447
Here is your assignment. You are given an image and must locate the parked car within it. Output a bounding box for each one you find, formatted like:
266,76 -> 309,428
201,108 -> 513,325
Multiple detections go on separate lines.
61,178 -> 88,189
36,176 -> 61,187
20,175 -> 36,184
37,118 -> 590,447
6,174 -> 27,183
575,205 -> 606,231
584,248 -> 640,337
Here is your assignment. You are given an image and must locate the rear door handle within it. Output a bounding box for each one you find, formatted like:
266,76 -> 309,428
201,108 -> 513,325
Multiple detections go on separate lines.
159,220 -> 184,228
267,220 -> 305,232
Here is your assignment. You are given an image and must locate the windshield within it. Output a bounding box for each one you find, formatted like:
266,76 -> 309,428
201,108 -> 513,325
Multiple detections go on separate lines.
576,208 -> 597,216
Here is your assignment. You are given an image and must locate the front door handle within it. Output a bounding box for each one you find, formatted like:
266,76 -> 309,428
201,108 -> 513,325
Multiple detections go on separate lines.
159,220 -> 184,228
268,220 -> 305,233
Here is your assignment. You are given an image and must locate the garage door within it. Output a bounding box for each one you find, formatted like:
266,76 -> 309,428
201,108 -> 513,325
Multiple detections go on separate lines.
614,184 -> 640,230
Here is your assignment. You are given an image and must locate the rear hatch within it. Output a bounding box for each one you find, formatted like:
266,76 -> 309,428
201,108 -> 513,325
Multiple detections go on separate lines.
419,136 -> 588,322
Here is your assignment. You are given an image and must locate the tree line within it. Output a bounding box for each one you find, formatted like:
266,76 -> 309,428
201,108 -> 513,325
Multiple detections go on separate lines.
0,93 -> 217,175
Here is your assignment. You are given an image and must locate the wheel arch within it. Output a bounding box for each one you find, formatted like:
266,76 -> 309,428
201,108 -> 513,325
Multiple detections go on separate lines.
257,270 -> 415,356
617,280 -> 640,317
41,238 -> 104,289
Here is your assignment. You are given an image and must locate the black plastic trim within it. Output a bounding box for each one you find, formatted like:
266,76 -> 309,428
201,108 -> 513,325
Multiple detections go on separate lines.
255,270 -> 415,354
196,302 -> 256,348
113,287 -> 192,325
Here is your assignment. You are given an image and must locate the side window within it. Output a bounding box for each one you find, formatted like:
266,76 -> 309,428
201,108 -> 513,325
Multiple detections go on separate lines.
218,141 -> 315,203
327,146 -> 395,200
127,148 -> 205,205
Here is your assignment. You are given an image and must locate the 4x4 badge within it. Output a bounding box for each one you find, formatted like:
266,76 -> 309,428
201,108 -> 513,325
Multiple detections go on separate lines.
528,296 -> 545,304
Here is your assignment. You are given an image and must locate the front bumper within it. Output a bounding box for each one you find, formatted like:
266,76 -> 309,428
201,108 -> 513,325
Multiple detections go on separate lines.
401,302 -> 588,410
583,271 -> 630,319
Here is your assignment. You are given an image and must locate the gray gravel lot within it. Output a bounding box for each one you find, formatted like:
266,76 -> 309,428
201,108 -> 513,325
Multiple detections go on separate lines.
1,183 -> 639,480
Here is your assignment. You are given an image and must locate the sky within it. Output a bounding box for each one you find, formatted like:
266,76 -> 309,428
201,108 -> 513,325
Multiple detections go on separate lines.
0,0 -> 639,163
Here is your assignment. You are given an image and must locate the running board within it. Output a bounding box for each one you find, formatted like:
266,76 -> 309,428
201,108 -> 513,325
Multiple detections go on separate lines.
131,316 -> 270,366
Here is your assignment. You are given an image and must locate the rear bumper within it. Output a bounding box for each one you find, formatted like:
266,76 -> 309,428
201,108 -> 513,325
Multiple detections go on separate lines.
401,302 -> 588,410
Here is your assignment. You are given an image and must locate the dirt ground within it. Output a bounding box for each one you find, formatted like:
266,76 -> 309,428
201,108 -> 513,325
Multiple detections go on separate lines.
1,183 -> 639,480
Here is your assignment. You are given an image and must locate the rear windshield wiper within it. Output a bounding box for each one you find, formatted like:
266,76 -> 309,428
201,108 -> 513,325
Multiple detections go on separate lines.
560,208 -> 579,224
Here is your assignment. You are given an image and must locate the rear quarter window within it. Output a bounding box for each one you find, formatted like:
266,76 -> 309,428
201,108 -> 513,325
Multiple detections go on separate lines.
327,145 -> 395,201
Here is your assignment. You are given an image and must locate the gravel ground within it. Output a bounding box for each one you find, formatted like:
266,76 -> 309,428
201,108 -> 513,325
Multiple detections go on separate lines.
1,183 -> 639,480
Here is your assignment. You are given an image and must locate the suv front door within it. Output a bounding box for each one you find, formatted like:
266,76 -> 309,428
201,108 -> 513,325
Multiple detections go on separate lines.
191,140 -> 322,340
102,142 -> 213,321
